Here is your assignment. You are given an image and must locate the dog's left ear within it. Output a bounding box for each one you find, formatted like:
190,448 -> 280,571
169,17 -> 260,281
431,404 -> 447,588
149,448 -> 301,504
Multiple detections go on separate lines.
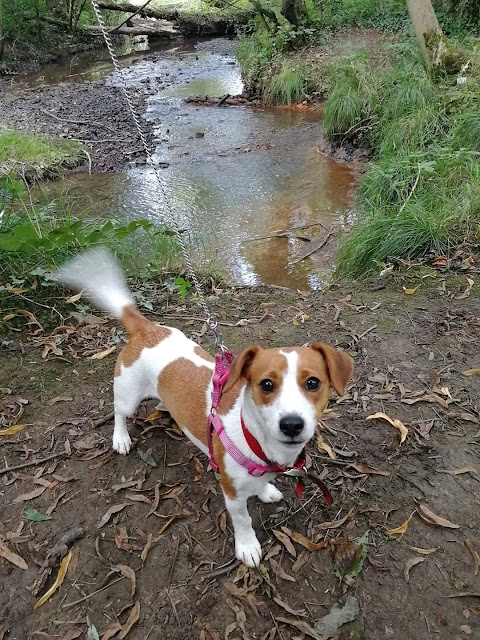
223,345 -> 261,394
310,343 -> 354,397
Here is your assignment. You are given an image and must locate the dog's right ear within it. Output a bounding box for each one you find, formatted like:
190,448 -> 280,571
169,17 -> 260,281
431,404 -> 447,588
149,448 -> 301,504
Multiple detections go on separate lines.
223,346 -> 261,394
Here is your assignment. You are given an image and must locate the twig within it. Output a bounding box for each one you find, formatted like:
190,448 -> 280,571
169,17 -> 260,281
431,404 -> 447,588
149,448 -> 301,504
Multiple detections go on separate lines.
399,164 -> 421,214
201,558 -> 240,581
63,576 -> 123,608
109,0 -> 154,33
216,94 -> 230,107
357,325 -> 377,341
83,149 -> 92,176
0,451 -> 66,476
290,228 -> 333,265
93,411 -> 114,428
249,221 -> 329,242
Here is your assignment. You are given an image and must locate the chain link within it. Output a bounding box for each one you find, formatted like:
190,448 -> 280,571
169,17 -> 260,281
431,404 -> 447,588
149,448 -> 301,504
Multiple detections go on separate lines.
90,0 -> 223,346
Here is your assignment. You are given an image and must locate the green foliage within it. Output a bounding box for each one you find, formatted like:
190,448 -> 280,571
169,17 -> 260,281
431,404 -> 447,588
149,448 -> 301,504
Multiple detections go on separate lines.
0,176 -> 178,283
173,277 -> 193,300
453,112 -> 480,152
265,60 -> 303,104
0,130 -> 85,179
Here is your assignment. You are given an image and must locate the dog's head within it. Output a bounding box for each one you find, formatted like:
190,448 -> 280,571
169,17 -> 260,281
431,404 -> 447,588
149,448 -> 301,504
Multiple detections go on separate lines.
223,344 -> 353,462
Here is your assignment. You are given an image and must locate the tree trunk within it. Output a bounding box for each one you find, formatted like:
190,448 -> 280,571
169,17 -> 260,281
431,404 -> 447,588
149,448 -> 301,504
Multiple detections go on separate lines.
406,0 -> 447,68
280,0 -> 304,25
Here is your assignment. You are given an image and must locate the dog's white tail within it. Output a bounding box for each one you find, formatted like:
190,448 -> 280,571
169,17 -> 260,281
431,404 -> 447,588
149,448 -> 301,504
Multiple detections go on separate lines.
55,247 -> 134,318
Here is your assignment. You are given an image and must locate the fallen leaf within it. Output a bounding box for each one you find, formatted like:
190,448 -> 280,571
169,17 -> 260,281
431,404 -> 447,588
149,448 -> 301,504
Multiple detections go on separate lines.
418,504 -> 459,529
315,596 -> 359,636
0,423 -> 26,436
408,546 -> 437,555
100,621 -> 122,640
119,601 -> 140,639
34,550 -> 72,609
269,558 -> 295,582
90,346 -> 116,360
385,513 -> 413,536
137,448 -> 157,467
66,291 -> 82,303
463,369 -> 480,377
465,539 -> 480,576
141,533 -> 153,563
366,412 -> 408,444
316,437 -> 336,459
438,466 -> 478,476
97,503 -> 130,529
455,276 -> 474,300
24,508 -> 53,522
276,617 -> 324,640
404,556 -> 425,582
315,508 -> 354,531
86,617 -> 100,640
273,596 -> 307,617
13,485 -> 48,504
349,462 -> 390,476
290,531 -> 328,552
333,540 -> 363,578
0,541 -> 28,570
273,530 -> 296,558
402,394 -> 449,409
403,286 -> 418,295
60,628 -> 83,640
113,564 -> 136,597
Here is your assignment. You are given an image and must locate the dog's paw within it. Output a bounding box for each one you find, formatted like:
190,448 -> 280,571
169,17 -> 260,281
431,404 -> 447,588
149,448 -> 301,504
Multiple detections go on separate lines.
235,537 -> 262,568
258,483 -> 283,503
112,433 -> 132,455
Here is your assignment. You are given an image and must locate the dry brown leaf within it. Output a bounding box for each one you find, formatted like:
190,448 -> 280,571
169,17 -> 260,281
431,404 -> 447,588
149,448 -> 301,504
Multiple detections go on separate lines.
385,513 -> 413,536
418,504 -> 459,529
273,596 -> 307,617
101,621 -> 123,640
90,346 -> 116,360
273,530 -> 297,558
97,503 -> 130,529
290,531 -> 328,552
439,466 -> 478,476
349,462 -> 391,476
147,484 -> 160,517
0,541 -> 28,570
59,628 -> 83,640
141,533 -> 153,563
332,539 -> 363,577
0,424 -> 26,436
118,601 -> 140,639
455,276 -> 474,300
465,539 -> 480,576
403,286 -> 419,295
316,437 -> 336,459
404,556 -> 425,582
367,412 -> 408,444
34,550 -> 72,609
113,564 -> 136,597
275,617 -> 325,640
125,493 -> 152,505
463,368 -> 480,377
315,507 -> 354,531
66,292 -> 83,304
402,394 -> 449,409
13,485 -> 47,504
269,558 -> 296,582
408,546 -> 437,555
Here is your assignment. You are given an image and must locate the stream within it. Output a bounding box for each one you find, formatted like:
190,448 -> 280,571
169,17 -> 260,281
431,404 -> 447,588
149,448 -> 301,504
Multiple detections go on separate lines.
25,39 -> 355,290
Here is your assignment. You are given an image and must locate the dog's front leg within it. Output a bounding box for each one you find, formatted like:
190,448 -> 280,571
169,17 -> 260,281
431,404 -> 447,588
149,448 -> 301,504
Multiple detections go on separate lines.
224,494 -> 262,568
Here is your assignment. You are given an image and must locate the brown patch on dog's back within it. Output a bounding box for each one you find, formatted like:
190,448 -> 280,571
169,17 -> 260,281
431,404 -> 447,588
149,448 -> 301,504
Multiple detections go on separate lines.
115,320 -> 171,375
157,357 -> 212,445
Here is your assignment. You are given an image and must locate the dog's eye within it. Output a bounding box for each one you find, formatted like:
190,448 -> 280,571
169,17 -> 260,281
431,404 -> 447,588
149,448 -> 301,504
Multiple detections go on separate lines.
259,379 -> 275,393
306,377 -> 320,391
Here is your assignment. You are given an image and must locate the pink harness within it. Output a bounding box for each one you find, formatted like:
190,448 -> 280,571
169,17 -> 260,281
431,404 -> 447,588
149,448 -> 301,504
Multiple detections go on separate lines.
207,349 -> 333,504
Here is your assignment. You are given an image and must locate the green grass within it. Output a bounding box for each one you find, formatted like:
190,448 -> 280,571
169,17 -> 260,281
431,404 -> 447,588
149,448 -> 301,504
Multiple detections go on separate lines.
0,130 -> 86,180
453,112 -> 480,152
265,60 -> 304,104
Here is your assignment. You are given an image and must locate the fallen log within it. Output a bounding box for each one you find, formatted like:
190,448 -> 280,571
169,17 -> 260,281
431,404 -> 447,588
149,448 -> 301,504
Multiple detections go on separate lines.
84,17 -> 180,37
96,0 -> 180,20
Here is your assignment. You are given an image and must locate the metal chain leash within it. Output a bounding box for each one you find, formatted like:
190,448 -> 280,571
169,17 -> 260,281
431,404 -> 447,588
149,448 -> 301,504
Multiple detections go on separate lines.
90,0 -> 224,349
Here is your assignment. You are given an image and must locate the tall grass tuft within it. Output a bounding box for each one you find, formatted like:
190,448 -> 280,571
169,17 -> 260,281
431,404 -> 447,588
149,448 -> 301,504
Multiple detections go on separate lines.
265,61 -> 304,105
453,112 -> 480,152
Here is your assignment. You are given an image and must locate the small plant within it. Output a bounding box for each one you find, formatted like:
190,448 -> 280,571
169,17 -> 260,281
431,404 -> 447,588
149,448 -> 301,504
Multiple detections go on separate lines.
265,60 -> 304,105
173,277 -> 193,300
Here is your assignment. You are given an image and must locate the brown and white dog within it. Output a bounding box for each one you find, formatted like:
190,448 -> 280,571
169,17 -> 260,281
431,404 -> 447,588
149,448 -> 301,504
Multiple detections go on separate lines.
57,249 -> 353,567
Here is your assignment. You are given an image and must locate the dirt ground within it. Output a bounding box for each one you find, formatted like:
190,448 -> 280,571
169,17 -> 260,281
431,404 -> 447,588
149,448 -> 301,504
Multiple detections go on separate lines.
1,276 -> 480,640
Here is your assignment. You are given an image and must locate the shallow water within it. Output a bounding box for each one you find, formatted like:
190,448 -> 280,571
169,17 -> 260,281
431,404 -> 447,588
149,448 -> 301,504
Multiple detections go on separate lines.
34,40 -> 355,290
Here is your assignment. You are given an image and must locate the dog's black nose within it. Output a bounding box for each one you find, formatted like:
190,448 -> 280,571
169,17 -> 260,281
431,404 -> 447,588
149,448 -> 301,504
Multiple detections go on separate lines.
279,415 -> 304,438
